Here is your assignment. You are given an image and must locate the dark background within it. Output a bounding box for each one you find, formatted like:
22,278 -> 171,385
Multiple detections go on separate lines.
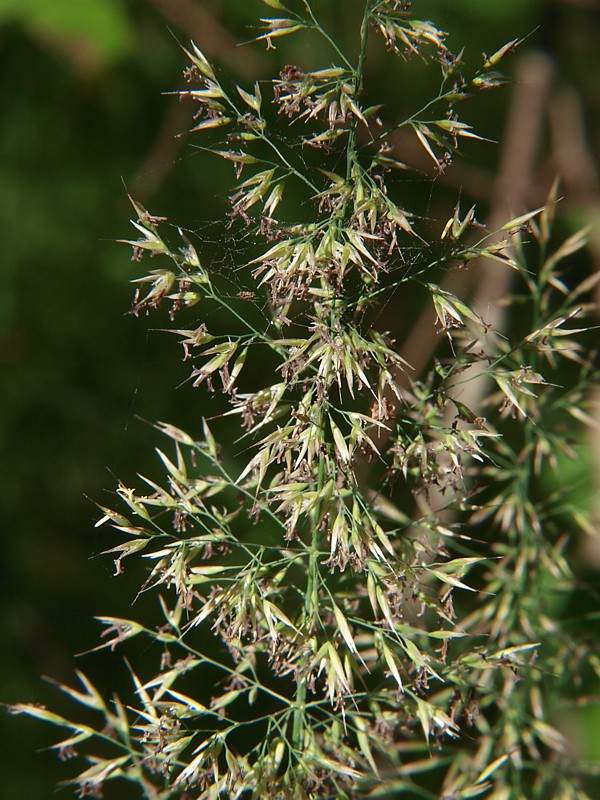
2,0 -> 600,796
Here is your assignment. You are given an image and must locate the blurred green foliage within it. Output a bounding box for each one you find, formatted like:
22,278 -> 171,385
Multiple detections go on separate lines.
1,0 -> 599,797
0,0 -> 133,65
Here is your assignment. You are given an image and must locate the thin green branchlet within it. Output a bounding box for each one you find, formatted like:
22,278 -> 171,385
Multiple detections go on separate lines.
10,2 -> 600,799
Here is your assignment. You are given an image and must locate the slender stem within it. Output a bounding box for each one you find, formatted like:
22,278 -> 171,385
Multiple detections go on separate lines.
292,408 -> 327,749
202,279 -> 290,359
302,0 -> 354,71
359,87 -> 459,155
292,2 -> 371,750
170,634 -> 294,707
207,283 -> 262,336
257,132 -> 320,193
346,1 -> 372,183
356,1 -> 371,88
216,82 -> 319,194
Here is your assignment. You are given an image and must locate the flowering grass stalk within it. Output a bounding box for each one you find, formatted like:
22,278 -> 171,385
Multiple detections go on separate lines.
11,2 -> 600,798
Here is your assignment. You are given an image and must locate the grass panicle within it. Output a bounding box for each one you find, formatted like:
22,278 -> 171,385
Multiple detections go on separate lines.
10,2 -> 600,798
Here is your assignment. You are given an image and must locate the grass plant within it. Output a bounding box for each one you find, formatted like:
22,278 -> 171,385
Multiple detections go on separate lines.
10,2 -> 600,798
